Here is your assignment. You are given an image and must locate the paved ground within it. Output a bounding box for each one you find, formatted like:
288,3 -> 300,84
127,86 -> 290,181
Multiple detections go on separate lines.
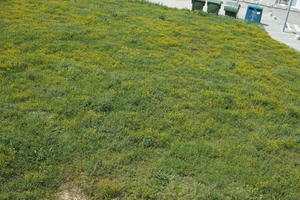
268,6 -> 300,26
147,0 -> 300,51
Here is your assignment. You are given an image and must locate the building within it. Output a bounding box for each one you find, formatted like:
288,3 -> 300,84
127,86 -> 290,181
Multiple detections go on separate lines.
277,0 -> 300,9
294,0 -> 300,9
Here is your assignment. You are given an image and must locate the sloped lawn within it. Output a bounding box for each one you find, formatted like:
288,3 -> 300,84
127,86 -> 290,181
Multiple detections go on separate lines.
0,0 -> 299,199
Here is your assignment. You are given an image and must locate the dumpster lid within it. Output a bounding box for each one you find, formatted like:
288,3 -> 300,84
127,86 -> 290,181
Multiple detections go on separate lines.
248,5 -> 263,10
224,2 -> 240,12
225,1 -> 240,6
224,1 -> 240,8
207,0 -> 223,5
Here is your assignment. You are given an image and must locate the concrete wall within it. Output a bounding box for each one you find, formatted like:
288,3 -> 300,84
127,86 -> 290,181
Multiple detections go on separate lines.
277,0 -> 300,9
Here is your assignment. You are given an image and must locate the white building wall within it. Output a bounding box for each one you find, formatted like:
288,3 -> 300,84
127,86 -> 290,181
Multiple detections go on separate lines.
295,0 -> 300,9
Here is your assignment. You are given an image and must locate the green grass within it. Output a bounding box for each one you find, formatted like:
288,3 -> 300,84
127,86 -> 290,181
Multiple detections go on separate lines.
0,0 -> 300,199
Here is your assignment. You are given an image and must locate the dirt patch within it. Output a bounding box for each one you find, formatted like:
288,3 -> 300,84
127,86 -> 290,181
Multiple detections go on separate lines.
57,183 -> 88,200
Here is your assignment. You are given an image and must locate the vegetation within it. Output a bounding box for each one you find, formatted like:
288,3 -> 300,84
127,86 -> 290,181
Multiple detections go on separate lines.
0,0 -> 300,199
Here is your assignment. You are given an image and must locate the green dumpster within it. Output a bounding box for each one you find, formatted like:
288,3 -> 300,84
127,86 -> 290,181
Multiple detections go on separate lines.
224,1 -> 240,18
192,0 -> 206,11
207,0 -> 223,15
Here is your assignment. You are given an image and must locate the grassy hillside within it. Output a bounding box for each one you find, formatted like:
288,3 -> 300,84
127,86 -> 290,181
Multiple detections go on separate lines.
0,0 -> 300,199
